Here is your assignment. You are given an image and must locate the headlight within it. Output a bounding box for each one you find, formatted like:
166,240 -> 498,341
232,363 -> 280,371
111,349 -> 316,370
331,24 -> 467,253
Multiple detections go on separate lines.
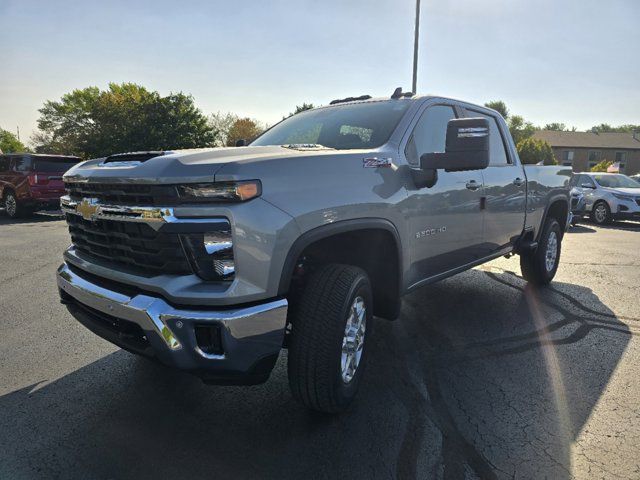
612,193 -> 635,202
178,180 -> 261,202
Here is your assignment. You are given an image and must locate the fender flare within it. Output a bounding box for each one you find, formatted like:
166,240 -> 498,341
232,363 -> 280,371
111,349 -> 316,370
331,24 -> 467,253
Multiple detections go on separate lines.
537,194 -> 570,240
277,218 -> 404,297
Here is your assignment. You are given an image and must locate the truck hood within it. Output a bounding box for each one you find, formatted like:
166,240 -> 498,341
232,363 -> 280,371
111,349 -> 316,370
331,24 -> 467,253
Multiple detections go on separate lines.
63,146 -> 349,184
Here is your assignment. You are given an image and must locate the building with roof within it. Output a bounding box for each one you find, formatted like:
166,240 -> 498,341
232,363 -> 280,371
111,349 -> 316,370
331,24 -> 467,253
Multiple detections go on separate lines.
532,130 -> 640,175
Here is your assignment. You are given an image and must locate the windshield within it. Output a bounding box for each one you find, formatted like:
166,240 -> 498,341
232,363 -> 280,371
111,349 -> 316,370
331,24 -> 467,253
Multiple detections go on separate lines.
251,101 -> 412,150
32,157 -> 79,173
592,174 -> 640,189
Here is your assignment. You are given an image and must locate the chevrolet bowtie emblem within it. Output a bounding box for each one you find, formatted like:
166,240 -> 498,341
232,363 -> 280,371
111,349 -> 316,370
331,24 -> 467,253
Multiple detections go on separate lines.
76,198 -> 100,221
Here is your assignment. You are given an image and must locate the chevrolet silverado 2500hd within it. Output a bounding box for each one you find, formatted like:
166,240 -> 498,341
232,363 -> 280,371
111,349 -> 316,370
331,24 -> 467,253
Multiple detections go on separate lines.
57,91 -> 571,413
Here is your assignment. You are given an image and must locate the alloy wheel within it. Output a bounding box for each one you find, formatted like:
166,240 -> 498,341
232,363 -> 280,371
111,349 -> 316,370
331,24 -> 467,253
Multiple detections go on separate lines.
5,194 -> 16,217
341,296 -> 366,384
594,204 -> 607,224
545,231 -> 558,272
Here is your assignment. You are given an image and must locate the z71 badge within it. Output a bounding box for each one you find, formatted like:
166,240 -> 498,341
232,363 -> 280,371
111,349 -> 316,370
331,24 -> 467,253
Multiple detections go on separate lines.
363,157 -> 392,168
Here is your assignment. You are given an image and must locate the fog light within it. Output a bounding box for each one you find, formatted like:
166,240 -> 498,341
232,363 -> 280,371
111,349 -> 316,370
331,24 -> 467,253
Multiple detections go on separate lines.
214,258 -> 235,277
204,233 -> 233,255
181,228 -> 235,281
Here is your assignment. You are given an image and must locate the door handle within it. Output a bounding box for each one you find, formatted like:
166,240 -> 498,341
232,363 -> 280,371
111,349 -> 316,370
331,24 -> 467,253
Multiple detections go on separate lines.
465,180 -> 481,191
513,177 -> 525,186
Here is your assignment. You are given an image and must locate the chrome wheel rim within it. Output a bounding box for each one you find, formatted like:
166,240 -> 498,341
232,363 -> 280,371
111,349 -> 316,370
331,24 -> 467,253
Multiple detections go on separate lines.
594,204 -> 607,223
5,195 -> 16,216
545,231 -> 558,272
341,296 -> 366,384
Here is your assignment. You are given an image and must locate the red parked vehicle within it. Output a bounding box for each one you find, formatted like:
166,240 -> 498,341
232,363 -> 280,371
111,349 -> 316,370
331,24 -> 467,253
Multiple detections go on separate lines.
0,153 -> 81,218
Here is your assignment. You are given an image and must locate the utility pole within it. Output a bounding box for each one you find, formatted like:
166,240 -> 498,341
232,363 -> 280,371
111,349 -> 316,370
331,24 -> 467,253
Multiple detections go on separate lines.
16,125 -> 20,141
412,0 -> 421,94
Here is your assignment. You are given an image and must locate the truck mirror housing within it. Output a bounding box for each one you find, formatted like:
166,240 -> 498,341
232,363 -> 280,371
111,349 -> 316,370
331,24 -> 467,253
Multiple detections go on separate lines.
235,139 -> 247,147
420,118 -> 490,172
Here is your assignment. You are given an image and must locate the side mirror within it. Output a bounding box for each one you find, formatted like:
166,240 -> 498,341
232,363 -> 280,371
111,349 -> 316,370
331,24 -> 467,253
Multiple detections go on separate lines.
235,139 -> 247,147
580,183 -> 595,189
420,118 -> 490,172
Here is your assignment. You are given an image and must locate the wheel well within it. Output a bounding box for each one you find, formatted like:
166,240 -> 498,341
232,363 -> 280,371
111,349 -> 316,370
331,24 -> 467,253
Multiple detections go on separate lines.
285,228 -> 401,320
546,200 -> 569,235
2,186 -> 14,199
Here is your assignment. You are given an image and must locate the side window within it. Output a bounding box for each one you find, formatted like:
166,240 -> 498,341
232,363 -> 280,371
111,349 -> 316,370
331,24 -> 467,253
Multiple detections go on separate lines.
405,105 -> 456,165
13,156 -> 30,172
582,176 -> 596,188
0,156 -> 8,171
466,109 -> 509,166
569,174 -> 581,187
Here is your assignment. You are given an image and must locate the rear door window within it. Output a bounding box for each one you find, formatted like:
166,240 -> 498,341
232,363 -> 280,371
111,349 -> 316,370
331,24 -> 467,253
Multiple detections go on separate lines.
12,156 -> 31,172
465,109 -> 510,166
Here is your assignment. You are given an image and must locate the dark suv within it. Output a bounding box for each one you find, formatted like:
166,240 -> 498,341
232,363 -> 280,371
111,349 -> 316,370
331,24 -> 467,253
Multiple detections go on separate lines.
0,153 -> 81,218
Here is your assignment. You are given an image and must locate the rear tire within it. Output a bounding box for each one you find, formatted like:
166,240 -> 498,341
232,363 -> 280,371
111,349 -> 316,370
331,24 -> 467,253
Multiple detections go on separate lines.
287,264 -> 373,413
590,201 -> 611,225
3,191 -> 23,218
520,217 -> 562,285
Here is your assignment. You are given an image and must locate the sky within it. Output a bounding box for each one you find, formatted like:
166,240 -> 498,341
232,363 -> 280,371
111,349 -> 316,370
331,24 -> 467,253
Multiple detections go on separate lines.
1,0 -> 639,143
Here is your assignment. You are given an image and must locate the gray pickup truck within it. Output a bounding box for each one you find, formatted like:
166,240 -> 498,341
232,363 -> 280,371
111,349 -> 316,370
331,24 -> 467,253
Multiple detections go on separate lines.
57,90 -> 570,412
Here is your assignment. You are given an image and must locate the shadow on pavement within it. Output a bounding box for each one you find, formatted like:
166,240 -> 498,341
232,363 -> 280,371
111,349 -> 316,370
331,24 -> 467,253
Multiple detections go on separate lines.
575,219 -> 640,232
566,224 -> 596,234
0,270 -> 633,479
0,210 -> 64,226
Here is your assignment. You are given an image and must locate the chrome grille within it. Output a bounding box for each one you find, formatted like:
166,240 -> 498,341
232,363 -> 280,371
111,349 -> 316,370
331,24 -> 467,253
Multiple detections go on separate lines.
66,214 -> 192,275
65,182 -> 180,206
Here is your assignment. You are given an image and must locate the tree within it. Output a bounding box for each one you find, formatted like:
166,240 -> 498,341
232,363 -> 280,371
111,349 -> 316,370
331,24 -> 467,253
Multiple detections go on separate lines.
209,111 -> 238,147
285,103 -> 315,119
484,100 -> 536,144
0,128 -> 27,153
34,83 -> 217,158
543,122 -> 567,131
508,115 -> 537,145
517,138 -> 557,165
590,159 -> 613,172
226,118 -> 263,146
589,123 -> 640,133
484,101 -> 509,119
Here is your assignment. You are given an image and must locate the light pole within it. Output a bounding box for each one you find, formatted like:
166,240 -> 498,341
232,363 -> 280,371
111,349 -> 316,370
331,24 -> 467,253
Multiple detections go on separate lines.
412,0 -> 421,94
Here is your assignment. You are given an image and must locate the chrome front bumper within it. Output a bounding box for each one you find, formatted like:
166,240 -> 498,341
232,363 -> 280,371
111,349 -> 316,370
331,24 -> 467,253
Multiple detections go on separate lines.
57,263 -> 288,384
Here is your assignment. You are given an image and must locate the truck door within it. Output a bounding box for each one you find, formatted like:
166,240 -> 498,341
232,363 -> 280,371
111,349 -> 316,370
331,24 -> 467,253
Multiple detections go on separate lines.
464,108 -> 527,255
404,103 -> 485,287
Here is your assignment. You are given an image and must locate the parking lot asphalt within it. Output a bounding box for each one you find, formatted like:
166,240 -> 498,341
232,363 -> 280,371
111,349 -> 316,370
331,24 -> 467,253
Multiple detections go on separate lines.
1,214 -> 639,480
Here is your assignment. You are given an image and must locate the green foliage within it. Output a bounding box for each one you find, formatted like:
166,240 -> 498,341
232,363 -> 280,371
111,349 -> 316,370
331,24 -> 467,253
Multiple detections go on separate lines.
226,118 -> 263,146
589,123 -> 640,133
543,122 -> 566,131
590,159 -> 613,172
516,138 -> 557,165
508,115 -> 537,145
284,103 -> 315,120
34,83 -> 216,158
0,128 -> 27,153
484,101 -> 509,119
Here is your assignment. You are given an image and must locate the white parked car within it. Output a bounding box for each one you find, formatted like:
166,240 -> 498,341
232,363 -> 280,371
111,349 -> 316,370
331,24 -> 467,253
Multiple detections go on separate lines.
570,173 -> 640,225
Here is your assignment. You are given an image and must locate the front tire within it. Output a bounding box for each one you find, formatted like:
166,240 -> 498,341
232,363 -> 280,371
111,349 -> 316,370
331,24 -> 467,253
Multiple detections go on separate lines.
520,217 -> 562,285
590,201 -> 611,225
287,264 -> 373,413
